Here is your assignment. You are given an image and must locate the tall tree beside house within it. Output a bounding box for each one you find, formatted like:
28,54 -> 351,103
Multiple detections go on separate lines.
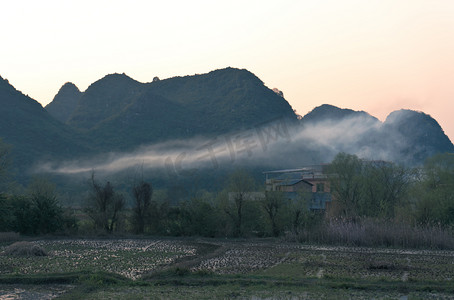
413,153 -> 454,225
361,162 -> 411,219
262,191 -> 287,237
289,190 -> 315,234
328,152 -> 412,219
85,173 -> 125,233
327,153 -> 364,218
224,170 -> 256,237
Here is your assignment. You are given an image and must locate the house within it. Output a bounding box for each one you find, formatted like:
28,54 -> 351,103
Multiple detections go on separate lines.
264,165 -> 332,211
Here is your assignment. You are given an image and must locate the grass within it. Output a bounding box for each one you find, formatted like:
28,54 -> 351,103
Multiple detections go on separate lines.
1,238 -> 454,299
0,232 -> 20,243
289,218 -> 454,250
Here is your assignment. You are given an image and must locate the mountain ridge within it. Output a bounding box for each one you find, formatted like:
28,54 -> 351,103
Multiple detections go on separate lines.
43,68 -> 454,162
0,68 -> 452,186
47,68 -> 298,151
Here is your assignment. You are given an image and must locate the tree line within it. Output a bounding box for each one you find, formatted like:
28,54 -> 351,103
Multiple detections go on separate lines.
0,135 -> 454,239
327,152 -> 454,226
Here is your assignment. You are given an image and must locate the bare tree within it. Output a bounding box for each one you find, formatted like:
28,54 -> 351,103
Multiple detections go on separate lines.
262,191 -> 286,237
224,170 -> 255,237
132,180 -> 153,234
85,172 -> 125,233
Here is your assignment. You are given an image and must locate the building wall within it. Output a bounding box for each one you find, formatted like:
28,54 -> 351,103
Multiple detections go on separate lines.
305,179 -> 331,193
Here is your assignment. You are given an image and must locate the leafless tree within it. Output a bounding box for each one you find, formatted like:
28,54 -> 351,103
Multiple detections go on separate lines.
85,172 -> 125,233
132,180 -> 153,234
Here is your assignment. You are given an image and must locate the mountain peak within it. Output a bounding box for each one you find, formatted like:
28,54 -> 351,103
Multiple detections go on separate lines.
208,67 -> 264,85
96,72 -> 138,84
383,109 -> 453,162
302,104 -> 378,124
384,109 -> 447,136
83,72 -> 142,94
385,109 -> 427,123
59,82 -> 80,93
66,73 -> 144,130
45,82 -> 83,123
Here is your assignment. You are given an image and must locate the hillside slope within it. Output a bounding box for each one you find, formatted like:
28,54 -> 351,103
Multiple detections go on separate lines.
0,75 -> 92,179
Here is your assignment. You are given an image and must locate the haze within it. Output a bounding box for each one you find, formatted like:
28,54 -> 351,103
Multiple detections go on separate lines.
2,0 -> 454,141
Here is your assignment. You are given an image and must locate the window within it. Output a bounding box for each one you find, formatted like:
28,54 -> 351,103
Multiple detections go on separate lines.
316,183 -> 325,192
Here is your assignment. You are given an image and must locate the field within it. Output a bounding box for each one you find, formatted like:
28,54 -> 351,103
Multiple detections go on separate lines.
1,238 -> 454,299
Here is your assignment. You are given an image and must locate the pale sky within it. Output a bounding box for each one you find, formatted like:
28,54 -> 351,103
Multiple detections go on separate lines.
2,0 -> 454,142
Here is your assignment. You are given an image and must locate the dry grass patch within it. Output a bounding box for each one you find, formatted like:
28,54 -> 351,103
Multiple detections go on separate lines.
0,232 -> 20,243
3,241 -> 48,257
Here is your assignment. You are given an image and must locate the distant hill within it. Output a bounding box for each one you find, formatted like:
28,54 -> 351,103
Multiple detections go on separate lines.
298,105 -> 454,165
381,109 -> 454,163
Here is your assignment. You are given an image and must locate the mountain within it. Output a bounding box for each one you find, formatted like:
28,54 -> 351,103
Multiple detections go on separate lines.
45,82 -> 82,123
44,69 -> 453,166
298,105 -> 454,165
1,68 -> 453,189
381,109 -> 454,163
48,68 -> 298,151
0,75 -> 92,181
66,73 -> 143,131
301,104 -> 379,124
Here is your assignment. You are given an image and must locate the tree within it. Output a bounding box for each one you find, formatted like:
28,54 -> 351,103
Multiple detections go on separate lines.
30,193 -> 63,234
262,191 -> 286,236
10,195 -> 34,234
224,170 -> 255,237
0,140 -> 12,231
0,194 -> 13,231
85,173 -> 125,233
131,180 -> 153,234
183,191 -> 219,237
413,153 -> 454,225
327,153 -> 364,218
288,190 -> 312,234
0,139 -> 11,193
361,162 -> 411,219
328,153 -> 412,219
25,177 -> 64,234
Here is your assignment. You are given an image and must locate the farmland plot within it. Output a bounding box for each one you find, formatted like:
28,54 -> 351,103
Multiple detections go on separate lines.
0,239 -> 196,279
1,238 -> 454,299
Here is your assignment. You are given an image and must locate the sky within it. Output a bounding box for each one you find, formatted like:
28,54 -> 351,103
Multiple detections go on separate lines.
2,0 -> 454,142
